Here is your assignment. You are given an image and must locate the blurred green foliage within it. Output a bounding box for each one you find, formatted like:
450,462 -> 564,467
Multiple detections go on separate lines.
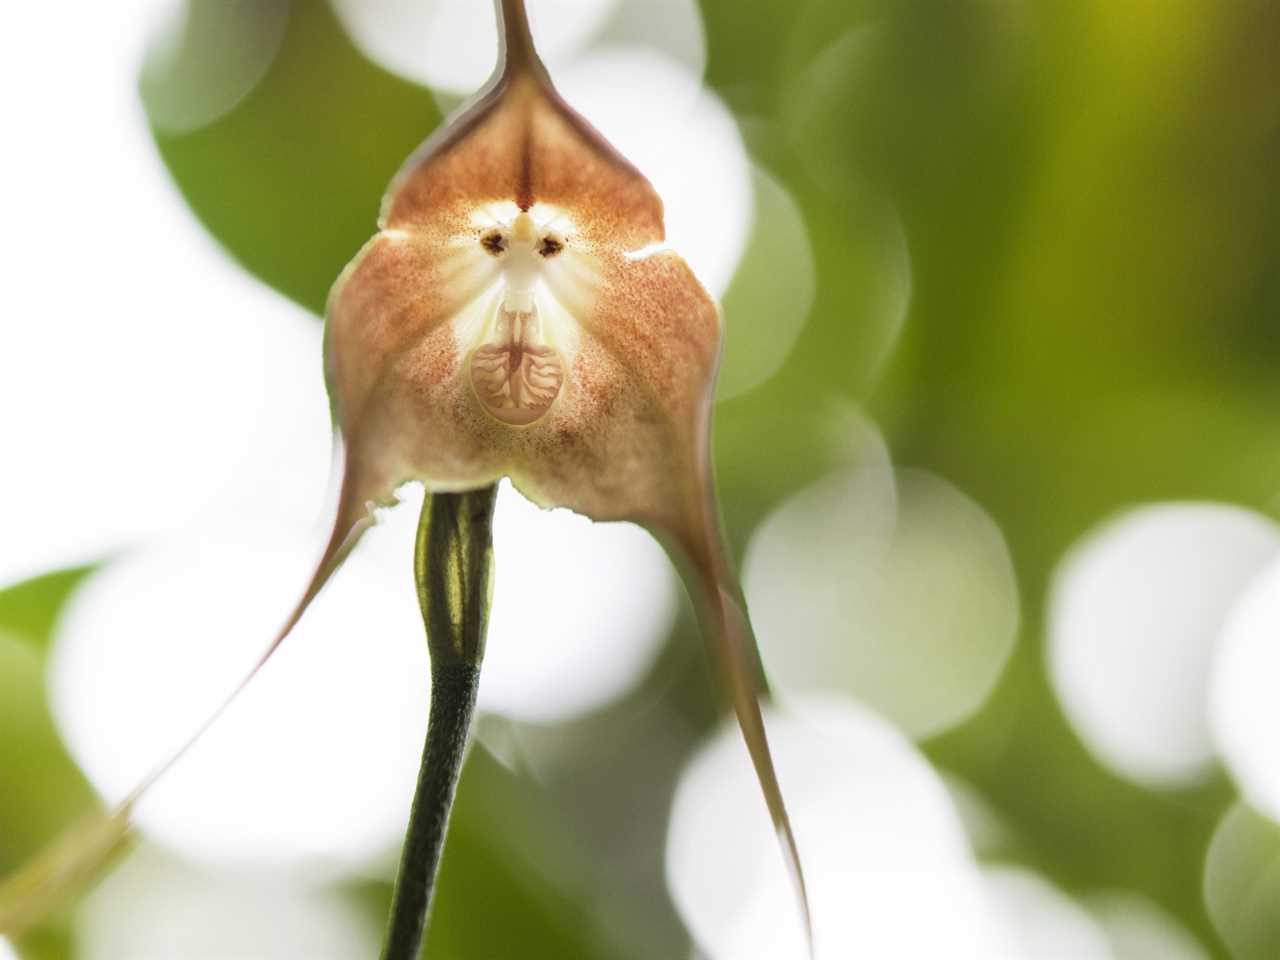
5,0 -> 1280,957
1204,804 -> 1280,960
0,571 -> 97,960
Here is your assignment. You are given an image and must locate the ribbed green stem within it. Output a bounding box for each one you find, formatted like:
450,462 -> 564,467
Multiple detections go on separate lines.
380,485 -> 498,960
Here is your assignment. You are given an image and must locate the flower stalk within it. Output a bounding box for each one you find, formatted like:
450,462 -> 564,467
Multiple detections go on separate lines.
381,485 -> 498,960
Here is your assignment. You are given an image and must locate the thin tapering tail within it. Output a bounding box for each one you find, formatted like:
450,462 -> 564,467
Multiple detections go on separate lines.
0,467 -> 378,939
659,506 -> 816,959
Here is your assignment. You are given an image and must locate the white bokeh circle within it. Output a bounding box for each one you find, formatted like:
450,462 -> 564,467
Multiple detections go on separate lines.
1048,503 -> 1280,787
665,697 -> 1004,959
942,774 -> 1012,859
0,1 -> 332,590
1210,557 -> 1280,821
981,866 -> 1112,960
331,0 -> 619,93
555,46 -> 751,298
140,0 -> 290,133
586,0 -> 705,82
330,0 -> 709,113
76,845 -> 377,960
480,482 -> 677,723
715,165 -> 816,401
1087,891 -> 1209,960
0,937 -> 15,960
743,468 -> 1019,739
349,481 -> 679,726
48,513 -> 429,865
1203,802 -> 1280,960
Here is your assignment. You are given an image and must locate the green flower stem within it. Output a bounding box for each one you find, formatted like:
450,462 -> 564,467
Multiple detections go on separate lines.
380,661 -> 479,960
381,485 -> 498,960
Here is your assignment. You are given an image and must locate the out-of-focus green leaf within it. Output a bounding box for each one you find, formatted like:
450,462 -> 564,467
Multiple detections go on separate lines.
152,0 -> 443,315
0,634 -> 97,870
0,568 -> 92,654
424,746 -> 659,960
0,807 -> 132,942
0,629 -> 113,957
1204,803 -> 1280,960
350,746 -> 670,960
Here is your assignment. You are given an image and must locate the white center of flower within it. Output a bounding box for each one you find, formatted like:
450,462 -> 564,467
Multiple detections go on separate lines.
469,211 -> 568,426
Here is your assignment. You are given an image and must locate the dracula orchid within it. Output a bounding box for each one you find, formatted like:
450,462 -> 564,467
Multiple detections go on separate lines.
0,0 -> 812,953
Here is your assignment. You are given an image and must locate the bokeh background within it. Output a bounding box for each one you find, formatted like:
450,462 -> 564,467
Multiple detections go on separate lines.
3,0 -> 1280,957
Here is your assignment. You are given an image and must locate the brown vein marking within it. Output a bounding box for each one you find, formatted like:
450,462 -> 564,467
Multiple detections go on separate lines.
515,117 -> 534,211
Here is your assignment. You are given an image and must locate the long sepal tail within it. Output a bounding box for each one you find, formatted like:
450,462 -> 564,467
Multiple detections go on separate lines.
660,508 -> 816,958
0,470 -> 376,939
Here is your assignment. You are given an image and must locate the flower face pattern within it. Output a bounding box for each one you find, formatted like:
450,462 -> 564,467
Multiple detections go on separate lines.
324,70 -> 719,539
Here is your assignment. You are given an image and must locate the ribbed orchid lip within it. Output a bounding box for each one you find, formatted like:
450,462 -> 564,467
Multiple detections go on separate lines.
451,204 -> 586,427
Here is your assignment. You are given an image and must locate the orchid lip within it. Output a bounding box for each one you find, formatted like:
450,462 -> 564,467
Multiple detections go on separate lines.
468,301 -> 565,426
458,205 -> 584,427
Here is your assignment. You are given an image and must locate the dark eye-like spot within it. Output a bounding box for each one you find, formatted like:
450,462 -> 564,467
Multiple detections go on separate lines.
481,230 -> 507,255
538,235 -> 563,258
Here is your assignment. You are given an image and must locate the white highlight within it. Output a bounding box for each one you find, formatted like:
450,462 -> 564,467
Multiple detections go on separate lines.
1088,891 -> 1209,960
49,512 -> 429,865
334,4 -> 744,299
1203,802 -> 1280,960
1048,503 -> 1280,787
557,47 -> 751,299
331,0 -> 618,93
588,0 -> 705,83
0,938 -> 15,960
0,1 -> 331,589
357,483 -> 676,728
623,242 -> 672,261
477,481 -> 678,723
665,697 -> 1005,959
76,844 -> 377,960
943,774 -> 1012,859
715,166 -> 816,401
1210,556 -> 1280,821
982,866 -> 1113,960
471,199 -> 573,234
780,28 -> 913,384
743,467 -> 1019,738
140,0 -> 290,133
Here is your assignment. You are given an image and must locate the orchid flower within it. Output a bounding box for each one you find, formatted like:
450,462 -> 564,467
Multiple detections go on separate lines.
0,0 -> 811,951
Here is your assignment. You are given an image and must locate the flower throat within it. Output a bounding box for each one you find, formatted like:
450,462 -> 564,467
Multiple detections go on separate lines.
469,210 -> 565,426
